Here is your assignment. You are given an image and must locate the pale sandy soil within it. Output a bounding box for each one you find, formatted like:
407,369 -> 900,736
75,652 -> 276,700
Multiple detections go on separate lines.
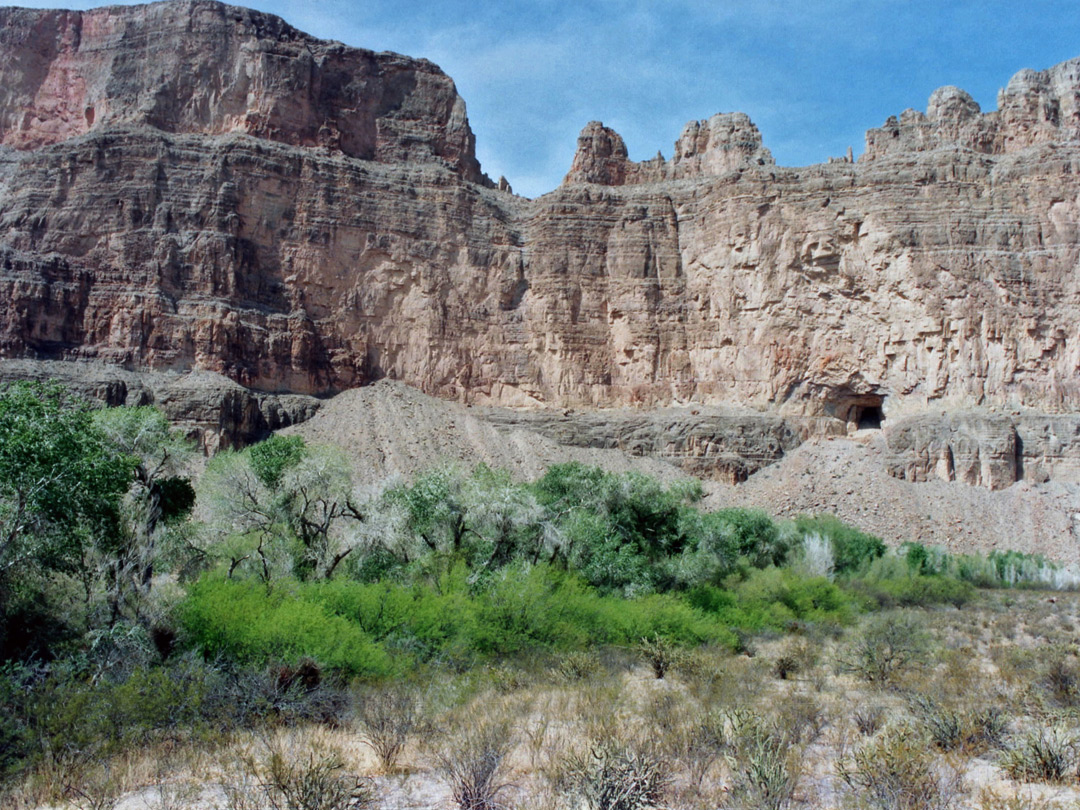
710,432 -> 1080,564
284,380 -> 689,485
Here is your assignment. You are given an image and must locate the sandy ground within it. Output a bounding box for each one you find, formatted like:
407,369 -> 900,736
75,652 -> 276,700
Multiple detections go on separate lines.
284,380 -> 688,486
710,431 -> 1080,564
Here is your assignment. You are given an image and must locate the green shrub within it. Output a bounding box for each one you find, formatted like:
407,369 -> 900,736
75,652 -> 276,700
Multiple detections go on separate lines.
856,574 -> 974,609
180,579 -> 392,677
180,566 -> 739,674
794,515 -> 885,576
842,612 -> 931,684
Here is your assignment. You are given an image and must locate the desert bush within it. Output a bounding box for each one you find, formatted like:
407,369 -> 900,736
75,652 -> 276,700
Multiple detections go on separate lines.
842,612 -> 931,684
485,661 -> 533,694
838,723 -> 963,810
1001,726 -> 1076,783
265,753 -> 372,810
432,712 -> 517,810
355,685 -> 420,772
774,693 -> 827,745
772,636 -> 819,681
974,787 -> 1075,810
574,680 -> 629,746
638,635 -> 682,679
61,759 -> 125,810
146,754 -> 202,810
562,738 -> 669,810
1042,652 -> 1080,707
909,696 -> 1007,754
558,650 -> 603,682
244,736 -> 374,810
853,705 -> 886,736
665,708 -> 726,788
724,710 -> 802,810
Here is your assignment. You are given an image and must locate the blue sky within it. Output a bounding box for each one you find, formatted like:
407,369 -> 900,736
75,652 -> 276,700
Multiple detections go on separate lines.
15,1 -> 1080,197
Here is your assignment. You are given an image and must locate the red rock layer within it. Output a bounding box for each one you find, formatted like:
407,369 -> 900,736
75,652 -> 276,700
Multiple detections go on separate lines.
1,1 -> 1079,423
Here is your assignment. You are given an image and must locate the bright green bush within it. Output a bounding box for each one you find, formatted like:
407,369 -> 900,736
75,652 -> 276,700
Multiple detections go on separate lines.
180,579 -> 393,676
179,565 -> 740,673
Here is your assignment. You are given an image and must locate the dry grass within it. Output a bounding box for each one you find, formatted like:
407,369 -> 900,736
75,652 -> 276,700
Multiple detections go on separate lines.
8,592 -> 1080,809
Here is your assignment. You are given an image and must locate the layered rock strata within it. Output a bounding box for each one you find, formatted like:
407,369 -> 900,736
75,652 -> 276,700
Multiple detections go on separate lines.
885,411 -> 1080,489
1,1 -> 1080,485
480,406 -> 806,483
0,359 -> 318,451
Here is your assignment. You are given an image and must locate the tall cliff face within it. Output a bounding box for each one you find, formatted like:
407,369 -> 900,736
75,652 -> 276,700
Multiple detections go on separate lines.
1,0 -> 1079,430
0,1 -> 484,177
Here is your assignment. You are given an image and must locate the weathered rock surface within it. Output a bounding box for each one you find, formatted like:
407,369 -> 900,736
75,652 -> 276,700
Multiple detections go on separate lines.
0,359 -> 319,451
562,113 -> 773,185
480,406 -> 806,483
2,1 -> 1080,502
884,410 -> 1080,489
863,58 -> 1080,158
0,1 -> 484,178
2,0 -> 1079,419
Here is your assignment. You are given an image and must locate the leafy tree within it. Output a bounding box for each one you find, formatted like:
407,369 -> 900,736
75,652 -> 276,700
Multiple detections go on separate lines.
248,434 -> 306,490
92,407 -> 195,618
0,382 -> 136,658
198,436 -> 363,581
529,464 -> 702,594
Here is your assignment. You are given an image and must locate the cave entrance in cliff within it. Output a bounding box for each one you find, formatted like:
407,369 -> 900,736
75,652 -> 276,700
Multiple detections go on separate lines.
828,392 -> 886,431
843,395 -> 885,430
855,404 -> 884,430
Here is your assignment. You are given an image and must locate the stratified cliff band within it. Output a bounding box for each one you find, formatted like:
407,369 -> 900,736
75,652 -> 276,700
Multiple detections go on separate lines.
1,0 -> 1079,434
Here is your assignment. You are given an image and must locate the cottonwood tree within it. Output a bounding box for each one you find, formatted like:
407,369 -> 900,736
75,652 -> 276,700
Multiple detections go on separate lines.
373,465 -> 543,578
199,435 -> 364,582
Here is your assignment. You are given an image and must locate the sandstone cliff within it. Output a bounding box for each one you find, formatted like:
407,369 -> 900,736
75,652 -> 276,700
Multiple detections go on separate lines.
0,1 -> 484,177
1,0 -> 1079,466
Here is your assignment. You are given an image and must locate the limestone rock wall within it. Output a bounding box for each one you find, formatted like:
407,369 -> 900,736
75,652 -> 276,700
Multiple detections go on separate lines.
1,0 -> 1079,433
885,411 -> 1080,489
480,406 -> 807,483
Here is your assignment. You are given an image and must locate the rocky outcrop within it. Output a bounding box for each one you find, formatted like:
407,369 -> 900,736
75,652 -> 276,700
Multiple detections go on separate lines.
885,412 -> 1021,489
563,113 -> 773,186
863,58 -> 1080,159
884,411 -> 1080,489
479,406 -> 806,483
0,1 -> 485,180
1,0 -> 1080,450
0,359 -> 319,451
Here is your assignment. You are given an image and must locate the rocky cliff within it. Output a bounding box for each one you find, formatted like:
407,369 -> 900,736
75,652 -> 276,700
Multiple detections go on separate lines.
1,1 -> 1080,485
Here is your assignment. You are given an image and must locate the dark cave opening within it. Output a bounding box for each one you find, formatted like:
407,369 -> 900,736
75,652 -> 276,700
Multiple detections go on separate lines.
827,392 -> 886,431
855,404 -> 884,430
